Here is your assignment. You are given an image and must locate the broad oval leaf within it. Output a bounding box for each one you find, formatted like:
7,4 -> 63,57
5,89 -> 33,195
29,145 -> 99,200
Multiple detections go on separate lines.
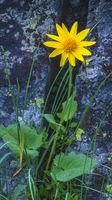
51,152 -> 96,182
0,124 -> 44,159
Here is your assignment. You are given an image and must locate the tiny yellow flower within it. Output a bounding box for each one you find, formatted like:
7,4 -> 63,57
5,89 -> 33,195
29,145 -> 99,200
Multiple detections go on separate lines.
44,22 -> 96,67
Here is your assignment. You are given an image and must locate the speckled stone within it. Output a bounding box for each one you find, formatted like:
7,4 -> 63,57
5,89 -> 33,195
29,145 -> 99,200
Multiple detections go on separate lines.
0,0 -> 63,126
75,0 -> 112,199
0,0 -> 63,198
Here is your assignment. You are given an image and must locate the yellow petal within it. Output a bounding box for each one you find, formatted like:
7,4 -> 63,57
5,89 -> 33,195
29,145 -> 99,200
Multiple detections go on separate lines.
62,23 -> 70,36
46,34 -> 61,42
49,49 -> 64,58
72,50 -> 84,62
56,23 -> 67,38
60,52 -> 68,67
76,28 -> 90,41
44,41 -> 61,48
78,48 -> 92,56
68,53 -> 75,66
70,21 -> 78,36
80,41 -> 96,47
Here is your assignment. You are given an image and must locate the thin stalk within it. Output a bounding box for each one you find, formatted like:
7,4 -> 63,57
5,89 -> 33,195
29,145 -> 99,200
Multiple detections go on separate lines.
23,47 -> 39,113
75,71 -> 112,137
36,134 -> 55,175
43,68 -> 64,114
76,183 -> 110,196
51,69 -> 69,113
53,87 -> 68,115
36,83 -> 68,176
45,64 -> 73,172
0,194 -> 8,200
16,79 -> 20,143
28,169 -> 35,200
36,69 -> 69,175
54,188 -> 59,200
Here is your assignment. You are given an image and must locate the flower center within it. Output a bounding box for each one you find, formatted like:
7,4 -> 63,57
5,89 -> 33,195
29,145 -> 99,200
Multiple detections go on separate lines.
63,38 -> 77,53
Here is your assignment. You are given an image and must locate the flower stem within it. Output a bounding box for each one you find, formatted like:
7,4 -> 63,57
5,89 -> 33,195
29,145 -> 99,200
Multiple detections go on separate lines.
45,64 -> 73,172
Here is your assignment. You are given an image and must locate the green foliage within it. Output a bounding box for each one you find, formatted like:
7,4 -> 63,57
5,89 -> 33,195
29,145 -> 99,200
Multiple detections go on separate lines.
35,98 -> 44,108
57,93 -> 77,121
106,184 -> 112,195
69,122 -> 77,128
43,114 -> 62,131
0,124 -> 44,159
75,128 -> 84,141
1,51 -> 103,199
51,152 -> 96,182
28,169 -> 38,200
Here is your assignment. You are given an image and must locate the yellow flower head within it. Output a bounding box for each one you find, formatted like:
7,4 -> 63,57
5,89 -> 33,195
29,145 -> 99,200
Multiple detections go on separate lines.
44,22 -> 96,67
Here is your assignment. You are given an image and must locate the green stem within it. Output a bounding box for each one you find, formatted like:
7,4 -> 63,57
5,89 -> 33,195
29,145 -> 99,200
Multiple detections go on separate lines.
36,74 -> 69,175
67,64 -> 73,100
23,47 -> 39,114
43,68 -> 63,114
51,69 -> 69,113
45,64 -> 73,172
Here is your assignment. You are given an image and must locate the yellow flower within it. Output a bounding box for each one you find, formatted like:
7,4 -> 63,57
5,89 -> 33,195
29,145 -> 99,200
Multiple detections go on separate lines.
44,22 -> 96,67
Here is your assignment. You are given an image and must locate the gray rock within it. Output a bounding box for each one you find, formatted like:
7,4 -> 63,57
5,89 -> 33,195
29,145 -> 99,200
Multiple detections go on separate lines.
75,0 -> 112,199
0,0 -> 64,126
0,0 -> 63,198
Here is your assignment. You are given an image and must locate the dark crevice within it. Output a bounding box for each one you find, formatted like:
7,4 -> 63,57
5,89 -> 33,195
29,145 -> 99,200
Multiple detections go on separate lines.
61,0 -> 89,29
45,0 -> 90,113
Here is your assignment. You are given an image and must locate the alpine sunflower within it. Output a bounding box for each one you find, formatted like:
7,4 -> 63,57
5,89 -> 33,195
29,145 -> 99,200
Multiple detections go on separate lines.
44,22 -> 96,67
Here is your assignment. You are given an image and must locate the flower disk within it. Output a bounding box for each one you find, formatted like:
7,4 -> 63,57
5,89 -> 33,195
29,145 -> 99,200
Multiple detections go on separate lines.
44,22 -> 96,67
63,38 -> 77,53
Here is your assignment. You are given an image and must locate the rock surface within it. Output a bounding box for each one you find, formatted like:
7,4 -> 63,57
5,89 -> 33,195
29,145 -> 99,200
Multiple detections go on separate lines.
0,0 -> 64,127
75,0 -> 112,199
0,0 -> 63,198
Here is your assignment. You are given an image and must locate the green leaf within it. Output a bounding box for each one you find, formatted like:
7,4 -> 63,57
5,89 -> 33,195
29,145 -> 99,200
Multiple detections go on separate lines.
28,169 -> 38,200
106,184 -> 112,194
0,125 -> 8,137
72,194 -> 79,200
51,152 -> 96,182
19,129 -> 25,167
35,98 -> 44,108
69,122 -> 77,128
43,114 -> 62,130
75,128 -> 84,141
57,94 -> 77,122
0,124 -> 44,159
9,184 -> 26,200
85,58 -> 93,66
0,152 -> 11,165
